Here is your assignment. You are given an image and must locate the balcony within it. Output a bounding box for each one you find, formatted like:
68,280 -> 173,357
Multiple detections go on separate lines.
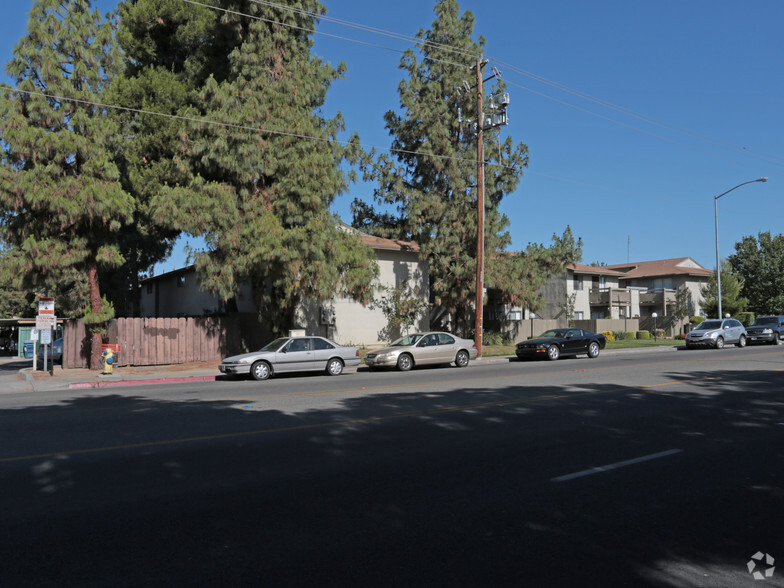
639,288 -> 676,307
589,288 -> 632,306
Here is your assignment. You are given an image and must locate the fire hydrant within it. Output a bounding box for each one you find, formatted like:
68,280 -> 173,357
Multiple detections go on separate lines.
102,346 -> 115,375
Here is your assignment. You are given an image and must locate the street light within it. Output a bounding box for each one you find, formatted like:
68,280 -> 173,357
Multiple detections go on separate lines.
652,312 -> 658,341
529,312 -> 536,339
714,178 -> 768,319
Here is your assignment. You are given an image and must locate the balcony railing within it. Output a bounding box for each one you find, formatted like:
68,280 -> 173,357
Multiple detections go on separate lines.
639,288 -> 676,306
589,288 -> 632,306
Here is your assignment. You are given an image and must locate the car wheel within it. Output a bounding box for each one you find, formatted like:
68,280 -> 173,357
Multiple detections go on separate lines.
736,334 -> 746,348
326,358 -> 344,376
397,353 -> 413,371
587,341 -> 600,358
714,336 -> 724,349
455,349 -> 470,368
251,361 -> 271,380
546,345 -> 560,361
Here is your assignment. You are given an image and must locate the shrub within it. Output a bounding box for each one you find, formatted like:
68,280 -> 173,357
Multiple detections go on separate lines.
602,330 -> 615,342
483,331 -> 510,346
689,316 -> 706,324
613,331 -> 626,340
653,329 -> 665,339
636,330 -> 652,340
625,331 -> 637,340
735,311 -> 755,326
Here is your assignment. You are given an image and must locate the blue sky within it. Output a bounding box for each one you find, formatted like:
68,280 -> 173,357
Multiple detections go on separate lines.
3,0 -> 782,275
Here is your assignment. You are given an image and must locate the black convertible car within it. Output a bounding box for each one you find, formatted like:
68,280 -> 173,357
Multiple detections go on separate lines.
515,328 -> 606,361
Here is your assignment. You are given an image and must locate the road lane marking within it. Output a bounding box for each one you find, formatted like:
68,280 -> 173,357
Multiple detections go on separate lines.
551,449 -> 684,483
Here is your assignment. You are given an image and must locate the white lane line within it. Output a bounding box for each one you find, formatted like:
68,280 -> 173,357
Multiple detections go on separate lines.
551,449 -> 684,483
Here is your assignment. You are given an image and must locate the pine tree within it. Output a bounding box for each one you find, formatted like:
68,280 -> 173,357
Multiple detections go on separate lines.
153,0 -> 378,333
353,0 -> 580,335
105,0 -> 230,316
0,0 -> 134,368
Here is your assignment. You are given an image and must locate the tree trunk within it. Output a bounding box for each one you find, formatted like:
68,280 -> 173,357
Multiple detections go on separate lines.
88,263 -> 103,370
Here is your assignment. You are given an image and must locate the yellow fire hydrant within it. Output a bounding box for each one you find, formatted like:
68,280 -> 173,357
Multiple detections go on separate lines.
102,346 -> 115,375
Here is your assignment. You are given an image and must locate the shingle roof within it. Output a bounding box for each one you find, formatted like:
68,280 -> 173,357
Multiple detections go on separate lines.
567,263 -> 627,277
360,234 -> 419,252
603,257 -> 713,279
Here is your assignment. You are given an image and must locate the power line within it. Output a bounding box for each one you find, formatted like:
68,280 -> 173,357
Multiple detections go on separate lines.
0,85 -> 495,168
207,0 -> 779,171
183,0 -> 474,70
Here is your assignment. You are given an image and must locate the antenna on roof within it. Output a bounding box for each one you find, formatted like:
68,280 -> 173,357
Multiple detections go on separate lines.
627,235 -> 630,264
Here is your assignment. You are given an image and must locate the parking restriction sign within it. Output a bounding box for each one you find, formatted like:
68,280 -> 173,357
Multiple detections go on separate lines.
38,297 -> 55,315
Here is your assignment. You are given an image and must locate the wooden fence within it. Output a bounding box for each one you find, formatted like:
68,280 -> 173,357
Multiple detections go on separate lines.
63,315 -> 270,368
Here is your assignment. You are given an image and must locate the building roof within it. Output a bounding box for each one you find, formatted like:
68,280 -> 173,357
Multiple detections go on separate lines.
603,257 -> 713,279
567,263 -> 627,277
143,231 -> 420,283
361,234 -> 419,252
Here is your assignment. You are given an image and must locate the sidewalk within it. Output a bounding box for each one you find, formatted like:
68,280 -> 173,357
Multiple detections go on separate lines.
0,356 -> 221,393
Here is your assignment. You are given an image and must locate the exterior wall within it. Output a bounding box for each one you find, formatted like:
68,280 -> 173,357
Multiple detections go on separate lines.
140,270 -> 255,317
138,247 -> 428,347
539,271 -> 569,323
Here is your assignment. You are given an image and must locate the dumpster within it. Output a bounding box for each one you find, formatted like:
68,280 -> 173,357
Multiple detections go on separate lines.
24,341 -> 35,359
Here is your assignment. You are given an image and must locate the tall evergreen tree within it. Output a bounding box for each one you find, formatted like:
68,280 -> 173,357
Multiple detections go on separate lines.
105,0 -> 231,316
0,0 -> 134,368
729,231 -> 784,315
154,0 -> 378,334
352,0 -> 580,334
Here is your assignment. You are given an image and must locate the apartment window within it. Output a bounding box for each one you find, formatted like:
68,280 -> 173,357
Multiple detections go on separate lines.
573,275 -> 583,291
177,275 -> 185,288
574,311 -> 584,320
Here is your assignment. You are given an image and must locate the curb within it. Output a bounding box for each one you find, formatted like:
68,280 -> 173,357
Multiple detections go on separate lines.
69,375 -> 218,390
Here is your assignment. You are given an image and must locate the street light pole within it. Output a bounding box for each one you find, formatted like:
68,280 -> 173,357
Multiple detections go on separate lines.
714,178 -> 768,319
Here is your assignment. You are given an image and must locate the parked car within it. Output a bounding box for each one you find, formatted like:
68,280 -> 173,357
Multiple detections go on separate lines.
516,328 -> 606,361
219,336 -> 360,380
685,319 -> 746,349
364,332 -> 478,371
37,337 -> 63,363
745,315 -> 784,345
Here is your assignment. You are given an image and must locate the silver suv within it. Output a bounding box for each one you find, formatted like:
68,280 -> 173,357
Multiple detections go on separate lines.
685,319 -> 747,349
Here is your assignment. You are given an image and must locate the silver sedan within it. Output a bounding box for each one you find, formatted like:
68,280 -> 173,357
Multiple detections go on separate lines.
219,336 -> 361,380
365,332 -> 478,371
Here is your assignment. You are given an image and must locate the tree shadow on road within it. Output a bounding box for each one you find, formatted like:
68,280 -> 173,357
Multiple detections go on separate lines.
0,365 -> 782,586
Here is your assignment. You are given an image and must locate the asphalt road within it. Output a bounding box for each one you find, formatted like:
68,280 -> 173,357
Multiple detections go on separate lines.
2,346 -> 783,586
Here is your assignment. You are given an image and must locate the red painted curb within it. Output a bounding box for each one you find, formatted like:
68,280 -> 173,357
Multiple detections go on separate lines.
69,375 -> 217,389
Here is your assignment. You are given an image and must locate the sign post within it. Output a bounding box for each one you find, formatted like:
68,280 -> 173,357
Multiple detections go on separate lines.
36,298 -> 55,375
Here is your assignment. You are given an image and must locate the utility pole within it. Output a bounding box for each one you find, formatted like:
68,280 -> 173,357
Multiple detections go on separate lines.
460,59 -> 508,358
475,56 -> 485,358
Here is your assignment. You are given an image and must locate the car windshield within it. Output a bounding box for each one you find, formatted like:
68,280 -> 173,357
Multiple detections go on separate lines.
259,337 -> 289,352
539,329 -> 569,338
697,321 -> 723,330
391,334 -> 424,346
752,317 -> 778,326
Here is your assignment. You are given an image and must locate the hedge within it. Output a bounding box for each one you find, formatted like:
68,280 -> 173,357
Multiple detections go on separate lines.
636,330 -> 652,340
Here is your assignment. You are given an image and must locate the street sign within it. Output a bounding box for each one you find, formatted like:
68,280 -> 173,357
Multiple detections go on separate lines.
36,315 -> 56,330
38,297 -> 55,315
